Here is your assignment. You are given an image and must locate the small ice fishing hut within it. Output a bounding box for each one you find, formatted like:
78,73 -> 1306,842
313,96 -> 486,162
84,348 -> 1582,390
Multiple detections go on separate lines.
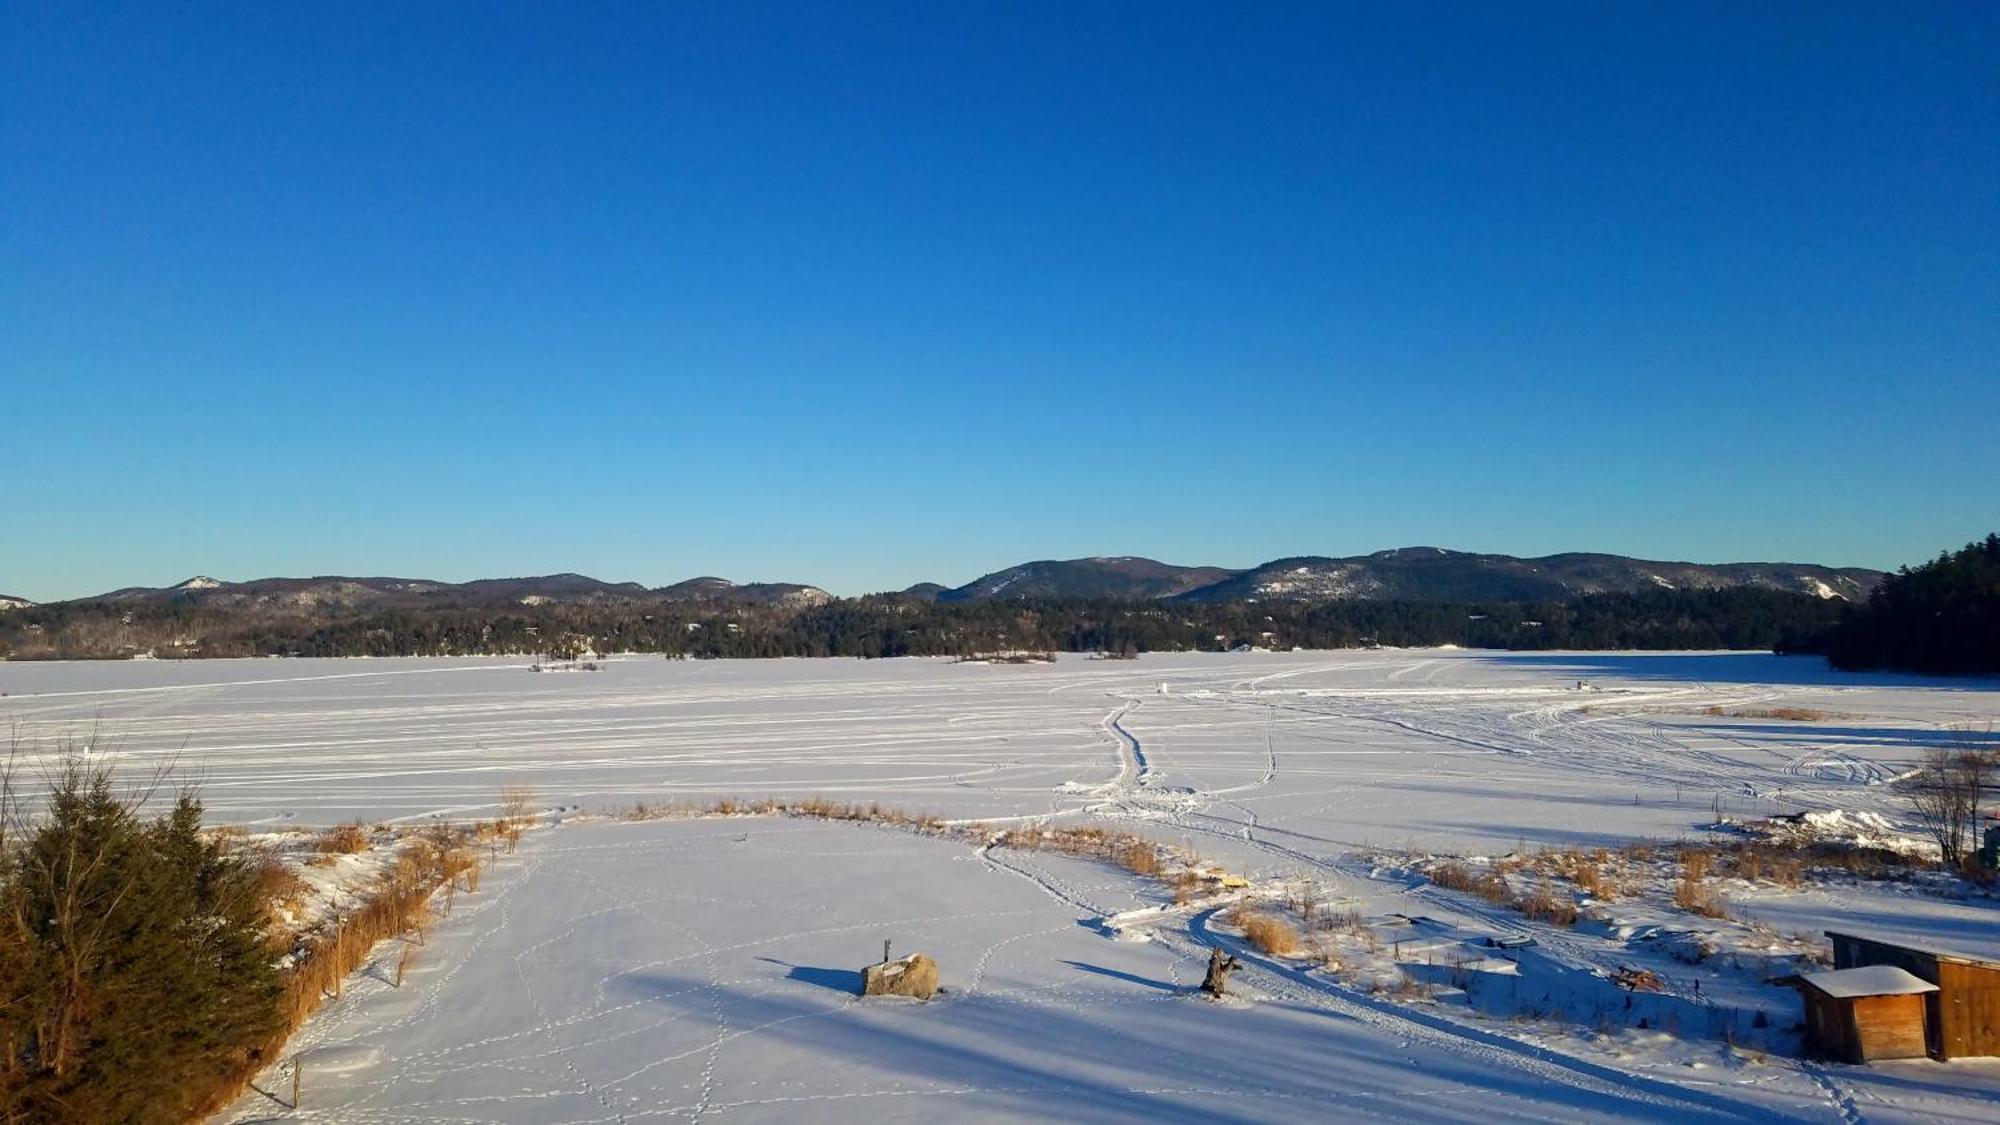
1800,966 -> 1937,1063
1826,931 -> 2000,1060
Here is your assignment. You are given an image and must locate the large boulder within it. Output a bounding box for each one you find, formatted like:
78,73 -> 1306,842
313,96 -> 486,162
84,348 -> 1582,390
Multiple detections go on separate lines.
861,953 -> 939,1000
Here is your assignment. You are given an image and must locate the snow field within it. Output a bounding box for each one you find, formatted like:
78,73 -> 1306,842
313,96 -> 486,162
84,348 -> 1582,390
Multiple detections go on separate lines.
214,818 -> 1819,1123
4,649 -> 1997,1121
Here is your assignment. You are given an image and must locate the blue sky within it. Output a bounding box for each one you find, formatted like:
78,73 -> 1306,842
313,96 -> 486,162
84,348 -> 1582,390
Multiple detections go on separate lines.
3,3 -> 1995,600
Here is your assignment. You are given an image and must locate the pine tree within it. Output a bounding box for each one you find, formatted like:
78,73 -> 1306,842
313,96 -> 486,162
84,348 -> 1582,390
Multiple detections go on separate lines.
0,766 -> 283,1122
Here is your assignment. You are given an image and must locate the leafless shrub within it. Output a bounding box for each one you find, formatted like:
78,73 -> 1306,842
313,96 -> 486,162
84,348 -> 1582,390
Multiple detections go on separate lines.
498,784 -> 537,825
1899,735 -> 1995,869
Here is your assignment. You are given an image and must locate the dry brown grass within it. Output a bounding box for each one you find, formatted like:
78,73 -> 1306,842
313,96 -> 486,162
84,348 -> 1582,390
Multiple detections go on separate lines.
1428,860 -> 1479,893
252,852 -> 311,924
1760,707 -> 1830,722
1703,705 -> 1832,722
316,820 -> 371,854
1230,907 -> 1302,957
1679,846 -> 1713,880
1428,855 -> 1585,925
1744,700 -> 1832,716
1674,881 -> 1728,918
1572,861 -> 1617,900
1111,838 -> 1163,877
1529,846 -> 1622,901
1515,882 -> 1579,927
1674,848 -> 1729,918
1726,844 -> 1804,888
1680,844 -> 1728,916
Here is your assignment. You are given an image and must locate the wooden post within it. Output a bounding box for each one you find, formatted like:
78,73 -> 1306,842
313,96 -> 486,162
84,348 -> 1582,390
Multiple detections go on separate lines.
291,1054 -> 302,1108
883,939 -> 892,965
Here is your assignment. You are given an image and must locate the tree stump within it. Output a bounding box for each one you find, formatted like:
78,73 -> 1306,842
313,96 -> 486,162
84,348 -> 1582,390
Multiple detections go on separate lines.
1202,946 -> 1240,998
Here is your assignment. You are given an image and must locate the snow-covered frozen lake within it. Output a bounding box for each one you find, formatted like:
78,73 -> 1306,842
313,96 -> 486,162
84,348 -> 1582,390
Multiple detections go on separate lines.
2,650 -> 1990,862
6,650 -> 1997,1122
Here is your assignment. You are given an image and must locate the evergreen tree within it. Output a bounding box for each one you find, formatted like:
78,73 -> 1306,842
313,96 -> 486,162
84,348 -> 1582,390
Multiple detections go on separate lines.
0,766 -> 283,1122
1819,534 -> 2000,675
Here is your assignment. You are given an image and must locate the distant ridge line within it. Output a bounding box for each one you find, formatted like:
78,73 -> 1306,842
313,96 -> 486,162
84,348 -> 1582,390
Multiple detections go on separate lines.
17,546 -> 1883,611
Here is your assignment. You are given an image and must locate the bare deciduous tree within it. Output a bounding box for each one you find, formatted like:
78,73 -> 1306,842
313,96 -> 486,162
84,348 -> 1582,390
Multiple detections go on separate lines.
1901,729 -> 1996,869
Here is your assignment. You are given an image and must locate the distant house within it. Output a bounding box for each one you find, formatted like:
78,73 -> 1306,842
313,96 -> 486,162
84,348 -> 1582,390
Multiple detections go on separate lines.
1800,966 -> 1936,1063
1825,931 -> 2000,1059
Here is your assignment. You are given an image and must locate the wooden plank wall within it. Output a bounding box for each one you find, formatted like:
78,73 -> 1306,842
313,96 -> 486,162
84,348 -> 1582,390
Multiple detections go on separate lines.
1851,994 -> 1930,1061
1936,961 -> 2000,1060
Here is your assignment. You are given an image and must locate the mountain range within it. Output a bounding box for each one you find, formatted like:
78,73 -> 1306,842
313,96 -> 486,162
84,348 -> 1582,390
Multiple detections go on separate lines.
3,548 -> 1884,612
972,549 -> 1883,605
63,573 -> 833,613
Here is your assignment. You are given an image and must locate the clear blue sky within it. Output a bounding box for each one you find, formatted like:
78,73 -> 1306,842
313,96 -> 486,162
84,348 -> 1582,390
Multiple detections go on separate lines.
3,3 -> 1995,600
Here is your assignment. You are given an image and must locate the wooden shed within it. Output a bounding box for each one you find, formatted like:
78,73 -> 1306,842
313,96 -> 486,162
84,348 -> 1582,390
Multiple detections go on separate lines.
1800,966 -> 1937,1063
1827,931 -> 2000,1060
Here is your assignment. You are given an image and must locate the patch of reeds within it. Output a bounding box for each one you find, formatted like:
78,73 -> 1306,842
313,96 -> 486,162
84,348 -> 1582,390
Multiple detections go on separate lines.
315,820 -> 370,854
1228,906 -> 1302,957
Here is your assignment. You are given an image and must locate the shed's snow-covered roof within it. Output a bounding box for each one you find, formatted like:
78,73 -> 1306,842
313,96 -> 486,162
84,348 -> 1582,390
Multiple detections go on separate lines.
1801,965 -> 1939,999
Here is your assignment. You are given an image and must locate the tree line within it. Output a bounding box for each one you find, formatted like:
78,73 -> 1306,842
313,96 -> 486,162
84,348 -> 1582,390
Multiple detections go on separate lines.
1809,534 -> 2000,676
0,587 -> 1846,661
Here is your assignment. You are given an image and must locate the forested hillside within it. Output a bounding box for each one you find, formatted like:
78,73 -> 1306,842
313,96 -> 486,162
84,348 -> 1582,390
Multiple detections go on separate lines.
0,588 -> 1842,661
1815,534 -> 2000,676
